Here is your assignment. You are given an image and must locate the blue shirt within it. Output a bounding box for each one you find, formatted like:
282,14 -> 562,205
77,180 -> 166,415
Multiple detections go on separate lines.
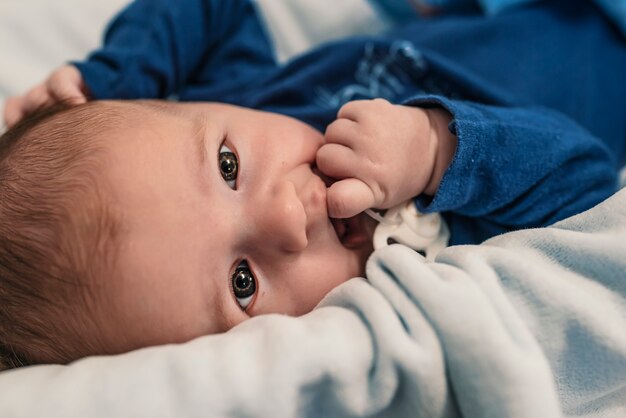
74,0 -> 624,244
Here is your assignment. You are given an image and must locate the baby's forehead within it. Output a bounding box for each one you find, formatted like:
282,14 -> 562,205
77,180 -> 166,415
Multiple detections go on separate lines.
96,102 -> 201,219
108,101 -> 201,135
121,100 -> 197,121
79,100 -> 182,124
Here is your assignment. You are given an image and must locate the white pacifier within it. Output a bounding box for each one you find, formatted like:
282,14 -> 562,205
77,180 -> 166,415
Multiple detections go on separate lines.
366,200 -> 449,260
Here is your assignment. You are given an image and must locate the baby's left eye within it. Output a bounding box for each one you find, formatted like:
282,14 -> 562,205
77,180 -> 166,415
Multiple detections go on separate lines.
231,260 -> 256,310
218,144 -> 238,189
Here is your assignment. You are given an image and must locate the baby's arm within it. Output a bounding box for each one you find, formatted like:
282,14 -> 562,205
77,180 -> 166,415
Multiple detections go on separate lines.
319,95 -> 618,241
404,96 -> 617,236
74,0 -> 273,100
3,0 -> 273,127
317,98 -> 457,218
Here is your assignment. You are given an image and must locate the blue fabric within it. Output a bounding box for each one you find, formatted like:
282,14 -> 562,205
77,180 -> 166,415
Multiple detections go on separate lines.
365,0 -> 420,23
595,0 -> 626,37
74,0 -> 625,245
409,97 -> 618,244
418,0 -> 626,37
76,0 -> 276,99
476,0 -> 541,14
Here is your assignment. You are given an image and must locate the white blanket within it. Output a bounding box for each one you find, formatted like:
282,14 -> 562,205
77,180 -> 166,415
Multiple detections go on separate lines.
1,189 -> 624,418
1,2 -> 625,416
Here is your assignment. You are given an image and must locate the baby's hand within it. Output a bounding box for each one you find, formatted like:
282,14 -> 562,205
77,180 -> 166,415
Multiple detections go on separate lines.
316,99 -> 456,219
3,65 -> 88,128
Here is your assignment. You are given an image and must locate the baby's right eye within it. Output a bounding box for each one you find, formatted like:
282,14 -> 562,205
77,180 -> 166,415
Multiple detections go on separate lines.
231,260 -> 256,310
218,143 -> 238,189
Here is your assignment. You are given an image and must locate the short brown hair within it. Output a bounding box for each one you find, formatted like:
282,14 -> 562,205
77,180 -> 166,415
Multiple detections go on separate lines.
0,102 -> 122,369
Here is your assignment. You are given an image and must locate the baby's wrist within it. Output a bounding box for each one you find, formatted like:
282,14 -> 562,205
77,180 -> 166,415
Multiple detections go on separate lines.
422,107 -> 457,196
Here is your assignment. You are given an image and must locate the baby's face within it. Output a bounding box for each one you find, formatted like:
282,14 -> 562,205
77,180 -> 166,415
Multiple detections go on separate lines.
95,101 -> 374,354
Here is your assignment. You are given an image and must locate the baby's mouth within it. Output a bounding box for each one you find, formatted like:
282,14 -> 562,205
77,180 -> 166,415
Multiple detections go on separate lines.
331,216 -> 369,248
311,165 -> 370,248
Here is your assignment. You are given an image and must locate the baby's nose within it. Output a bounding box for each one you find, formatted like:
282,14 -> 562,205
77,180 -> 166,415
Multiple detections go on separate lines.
249,180 -> 308,253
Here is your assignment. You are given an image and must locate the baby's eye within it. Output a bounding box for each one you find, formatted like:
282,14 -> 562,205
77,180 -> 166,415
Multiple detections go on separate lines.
231,260 -> 256,310
218,144 -> 238,189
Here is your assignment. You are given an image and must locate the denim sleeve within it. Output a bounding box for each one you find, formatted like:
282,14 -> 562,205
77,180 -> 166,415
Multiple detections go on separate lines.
73,0 -> 274,99
404,95 -> 618,231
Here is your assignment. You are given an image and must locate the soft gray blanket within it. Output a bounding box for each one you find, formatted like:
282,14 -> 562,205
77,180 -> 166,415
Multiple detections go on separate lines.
0,189 -> 625,417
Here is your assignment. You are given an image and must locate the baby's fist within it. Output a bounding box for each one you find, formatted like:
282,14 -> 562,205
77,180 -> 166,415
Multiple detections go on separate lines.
317,99 -> 455,219
4,65 -> 88,128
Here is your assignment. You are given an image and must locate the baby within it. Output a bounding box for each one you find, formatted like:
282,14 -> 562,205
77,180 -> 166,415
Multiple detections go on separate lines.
1,0 -> 622,369
0,97 -> 455,367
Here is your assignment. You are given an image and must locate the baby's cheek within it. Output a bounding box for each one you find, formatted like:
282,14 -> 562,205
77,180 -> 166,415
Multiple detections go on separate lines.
308,255 -> 364,310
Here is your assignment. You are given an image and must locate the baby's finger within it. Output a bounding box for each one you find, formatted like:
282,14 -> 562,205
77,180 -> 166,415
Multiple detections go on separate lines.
324,118 -> 360,148
336,101 -> 363,122
316,143 -> 361,179
337,98 -> 390,122
49,81 -> 87,104
48,66 -> 87,103
22,84 -> 52,115
3,96 -> 26,128
327,178 -> 375,219
337,100 -> 372,122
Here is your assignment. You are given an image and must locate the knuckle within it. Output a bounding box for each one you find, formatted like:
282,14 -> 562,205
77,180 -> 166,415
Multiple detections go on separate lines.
315,147 -> 331,167
27,86 -> 46,102
377,184 -> 390,206
49,83 -> 68,99
372,98 -> 391,108
324,120 -> 340,137
326,121 -> 353,145
370,166 -> 389,202
337,102 -> 352,117
52,65 -> 70,79
338,100 -> 363,116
